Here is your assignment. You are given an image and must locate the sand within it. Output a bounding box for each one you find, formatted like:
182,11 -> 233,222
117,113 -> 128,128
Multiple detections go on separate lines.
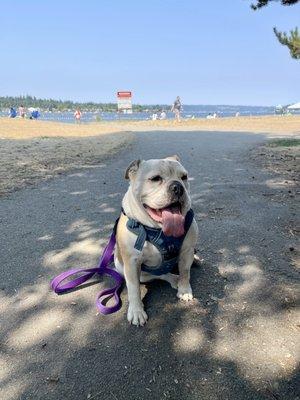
1,115 -> 299,196
0,118 -> 128,139
1,115 -> 300,139
131,115 -> 300,136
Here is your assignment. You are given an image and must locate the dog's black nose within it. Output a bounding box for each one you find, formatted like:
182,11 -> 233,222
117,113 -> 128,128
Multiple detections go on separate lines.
169,181 -> 184,197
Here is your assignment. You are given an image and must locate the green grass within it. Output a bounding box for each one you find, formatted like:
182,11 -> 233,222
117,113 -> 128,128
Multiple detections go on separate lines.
268,138 -> 300,148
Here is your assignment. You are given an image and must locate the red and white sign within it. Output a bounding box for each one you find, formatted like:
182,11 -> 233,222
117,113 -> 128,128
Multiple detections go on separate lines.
117,91 -> 132,111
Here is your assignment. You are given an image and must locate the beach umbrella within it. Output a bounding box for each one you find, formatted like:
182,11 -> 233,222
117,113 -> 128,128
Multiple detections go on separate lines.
287,102 -> 300,109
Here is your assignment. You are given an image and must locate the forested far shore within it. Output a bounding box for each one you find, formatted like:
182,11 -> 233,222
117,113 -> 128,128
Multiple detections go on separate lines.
0,95 -> 166,112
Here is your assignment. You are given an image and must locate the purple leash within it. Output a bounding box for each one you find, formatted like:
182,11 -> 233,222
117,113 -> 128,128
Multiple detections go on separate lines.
51,230 -> 124,315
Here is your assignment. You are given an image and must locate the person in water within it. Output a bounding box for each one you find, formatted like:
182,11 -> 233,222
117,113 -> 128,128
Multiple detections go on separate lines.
74,109 -> 82,123
171,96 -> 182,122
160,110 -> 167,120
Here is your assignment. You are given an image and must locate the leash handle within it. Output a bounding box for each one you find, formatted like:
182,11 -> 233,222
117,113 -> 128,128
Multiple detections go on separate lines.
51,232 -> 125,315
95,268 -> 124,314
51,267 -> 99,293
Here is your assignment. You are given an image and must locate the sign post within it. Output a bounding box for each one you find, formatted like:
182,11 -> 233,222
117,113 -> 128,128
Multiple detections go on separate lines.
117,91 -> 132,114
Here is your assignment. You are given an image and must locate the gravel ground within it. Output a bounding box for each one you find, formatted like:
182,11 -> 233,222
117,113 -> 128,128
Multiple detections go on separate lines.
0,130 -> 299,400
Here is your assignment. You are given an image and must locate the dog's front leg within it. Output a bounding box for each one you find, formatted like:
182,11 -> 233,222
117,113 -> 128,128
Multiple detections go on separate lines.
124,257 -> 148,326
177,247 -> 194,301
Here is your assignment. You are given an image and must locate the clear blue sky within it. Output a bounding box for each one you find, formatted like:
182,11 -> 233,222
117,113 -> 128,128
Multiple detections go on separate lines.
0,0 -> 299,105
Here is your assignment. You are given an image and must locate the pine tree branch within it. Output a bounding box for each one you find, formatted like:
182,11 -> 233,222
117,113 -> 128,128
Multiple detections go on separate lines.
251,0 -> 299,10
273,27 -> 300,59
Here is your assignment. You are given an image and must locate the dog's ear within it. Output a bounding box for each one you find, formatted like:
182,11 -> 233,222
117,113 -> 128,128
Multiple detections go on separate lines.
165,154 -> 180,162
125,159 -> 141,180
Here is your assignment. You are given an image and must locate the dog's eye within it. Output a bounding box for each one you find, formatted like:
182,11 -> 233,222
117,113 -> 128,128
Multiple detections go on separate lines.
181,174 -> 188,181
150,175 -> 162,182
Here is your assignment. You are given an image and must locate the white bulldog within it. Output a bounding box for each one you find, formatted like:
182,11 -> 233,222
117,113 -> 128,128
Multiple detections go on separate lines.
114,155 -> 198,326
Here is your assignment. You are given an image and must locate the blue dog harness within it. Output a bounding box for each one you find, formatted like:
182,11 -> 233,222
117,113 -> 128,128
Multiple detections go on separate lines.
125,209 -> 194,276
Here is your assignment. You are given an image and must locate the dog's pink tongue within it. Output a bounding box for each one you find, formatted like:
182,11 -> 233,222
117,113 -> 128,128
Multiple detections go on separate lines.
161,207 -> 185,237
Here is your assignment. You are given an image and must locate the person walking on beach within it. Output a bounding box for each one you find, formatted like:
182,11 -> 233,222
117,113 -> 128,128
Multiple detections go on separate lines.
19,105 -> 26,118
74,109 -> 82,123
171,96 -> 182,122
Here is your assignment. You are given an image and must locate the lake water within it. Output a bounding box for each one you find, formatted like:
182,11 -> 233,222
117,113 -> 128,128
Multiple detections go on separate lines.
1,104 -> 296,123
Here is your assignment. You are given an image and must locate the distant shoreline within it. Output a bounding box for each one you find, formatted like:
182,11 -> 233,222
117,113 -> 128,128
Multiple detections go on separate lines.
2,104 -> 299,125
0,95 -> 278,113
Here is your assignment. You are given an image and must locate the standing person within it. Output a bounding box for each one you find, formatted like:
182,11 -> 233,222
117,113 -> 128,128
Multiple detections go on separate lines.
171,96 -> 182,122
74,109 -> 82,123
19,105 -> 26,118
9,107 -> 17,118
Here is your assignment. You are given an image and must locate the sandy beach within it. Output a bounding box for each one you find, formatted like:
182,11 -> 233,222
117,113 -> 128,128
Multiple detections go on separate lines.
131,115 -> 300,136
1,115 -> 299,196
1,115 -> 300,139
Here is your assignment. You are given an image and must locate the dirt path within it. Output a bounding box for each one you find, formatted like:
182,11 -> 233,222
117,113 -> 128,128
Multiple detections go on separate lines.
0,130 -> 299,400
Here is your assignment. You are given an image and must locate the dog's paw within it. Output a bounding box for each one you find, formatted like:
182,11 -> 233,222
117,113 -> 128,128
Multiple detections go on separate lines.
177,286 -> 193,301
178,292 -> 194,301
127,306 -> 148,326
